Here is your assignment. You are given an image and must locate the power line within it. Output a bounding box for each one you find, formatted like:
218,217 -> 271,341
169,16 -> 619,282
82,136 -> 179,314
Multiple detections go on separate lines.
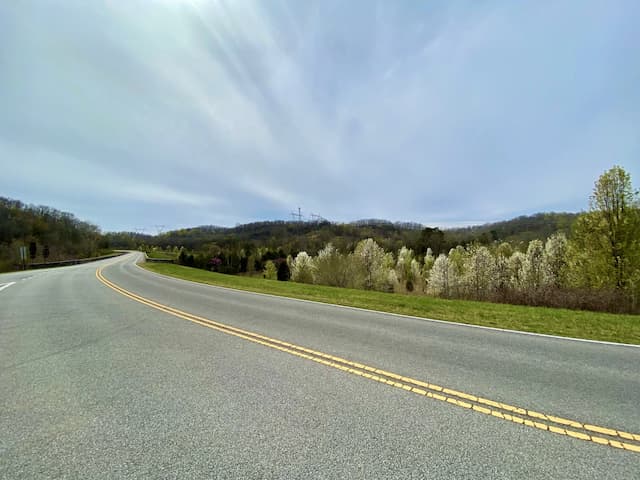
310,213 -> 325,223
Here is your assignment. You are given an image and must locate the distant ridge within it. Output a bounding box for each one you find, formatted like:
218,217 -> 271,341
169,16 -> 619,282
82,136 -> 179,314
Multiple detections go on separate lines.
103,211 -> 579,254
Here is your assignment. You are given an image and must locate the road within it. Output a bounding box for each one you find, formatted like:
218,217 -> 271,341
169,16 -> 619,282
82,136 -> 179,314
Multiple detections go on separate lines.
1,252 -> 638,479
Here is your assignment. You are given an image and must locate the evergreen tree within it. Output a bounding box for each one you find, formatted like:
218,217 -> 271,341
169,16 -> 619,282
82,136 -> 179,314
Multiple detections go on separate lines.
277,260 -> 290,281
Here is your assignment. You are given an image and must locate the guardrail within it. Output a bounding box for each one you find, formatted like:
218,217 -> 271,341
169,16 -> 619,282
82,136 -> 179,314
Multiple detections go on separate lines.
26,252 -> 126,270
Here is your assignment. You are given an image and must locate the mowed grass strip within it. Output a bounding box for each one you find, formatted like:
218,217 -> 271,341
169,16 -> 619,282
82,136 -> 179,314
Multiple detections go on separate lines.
142,263 -> 640,345
145,251 -> 177,260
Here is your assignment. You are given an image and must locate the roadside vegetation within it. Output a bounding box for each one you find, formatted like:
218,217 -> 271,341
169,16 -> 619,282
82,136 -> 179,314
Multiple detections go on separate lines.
142,262 -> 640,344
142,166 -> 640,315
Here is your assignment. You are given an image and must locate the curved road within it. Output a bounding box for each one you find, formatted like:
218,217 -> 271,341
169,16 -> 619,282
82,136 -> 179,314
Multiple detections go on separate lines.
1,253 -> 638,478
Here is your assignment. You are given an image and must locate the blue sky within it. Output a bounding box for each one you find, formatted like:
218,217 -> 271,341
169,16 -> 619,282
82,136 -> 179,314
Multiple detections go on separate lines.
1,1 -> 638,232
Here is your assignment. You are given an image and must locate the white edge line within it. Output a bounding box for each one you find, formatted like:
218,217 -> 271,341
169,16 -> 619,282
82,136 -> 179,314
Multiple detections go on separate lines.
119,254 -> 639,349
0,282 -> 16,292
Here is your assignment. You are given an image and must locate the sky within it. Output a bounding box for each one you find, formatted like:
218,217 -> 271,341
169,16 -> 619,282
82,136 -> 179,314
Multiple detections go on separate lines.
1,0 -> 638,233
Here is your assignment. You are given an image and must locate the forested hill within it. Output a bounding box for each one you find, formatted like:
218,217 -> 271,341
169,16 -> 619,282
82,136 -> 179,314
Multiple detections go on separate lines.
0,197 -> 105,271
109,220 -> 425,256
113,212 -> 579,257
446,212 -> 578,247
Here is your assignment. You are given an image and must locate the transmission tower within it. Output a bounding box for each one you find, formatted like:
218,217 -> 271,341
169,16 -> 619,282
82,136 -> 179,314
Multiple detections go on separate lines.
310,213 -> 324,223
290,207 -> 303,222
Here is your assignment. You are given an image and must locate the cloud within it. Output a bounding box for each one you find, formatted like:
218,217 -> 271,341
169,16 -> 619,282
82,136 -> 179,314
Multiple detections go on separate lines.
0,0 -> 638,231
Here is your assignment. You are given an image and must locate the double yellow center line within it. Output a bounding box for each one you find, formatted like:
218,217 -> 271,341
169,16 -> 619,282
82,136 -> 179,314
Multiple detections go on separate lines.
96,266 -> 640,454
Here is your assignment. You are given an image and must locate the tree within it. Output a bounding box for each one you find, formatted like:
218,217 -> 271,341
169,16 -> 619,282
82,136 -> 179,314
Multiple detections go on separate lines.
542,233 -> 567,287
263,260 -> 277,280
314,243 -> 351,287
463,245 -> 496,300
395,246 -> 420,292
591,167 -> 638,286
353,238 -> 393,291
522,239 -> 545,291
417,227 -> 445,256
427,254 -> 450,297
447,246 -> 466,298
568,166 -> 640,291
508,251 -> 526,290
494,242 -> 513,293
290,251 -> 314,283
277,260 -> 290,281
246,254 -> 256,274
422,248 -> 435,291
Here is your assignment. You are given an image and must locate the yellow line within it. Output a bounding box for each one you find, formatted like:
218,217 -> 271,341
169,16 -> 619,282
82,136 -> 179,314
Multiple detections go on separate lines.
96,267 -> 640,453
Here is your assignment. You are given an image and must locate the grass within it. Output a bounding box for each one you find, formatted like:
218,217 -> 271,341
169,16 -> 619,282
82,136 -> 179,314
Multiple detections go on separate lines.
144,250 -> 176,260
142,263 -> 640,345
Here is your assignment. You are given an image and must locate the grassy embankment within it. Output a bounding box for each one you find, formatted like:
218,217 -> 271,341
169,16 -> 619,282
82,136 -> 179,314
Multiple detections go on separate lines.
142,263 -> 640,345
144,250 -> 177,260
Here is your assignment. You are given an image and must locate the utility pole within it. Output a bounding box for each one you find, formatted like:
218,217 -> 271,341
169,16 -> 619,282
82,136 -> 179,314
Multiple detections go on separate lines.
290,207 -> 303,222
153,225 -> 166,236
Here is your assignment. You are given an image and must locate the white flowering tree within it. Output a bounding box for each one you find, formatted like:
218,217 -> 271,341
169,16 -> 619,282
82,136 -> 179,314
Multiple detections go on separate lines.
410,258 -> 421,290
314,243 -> 351,287
447,246 -> 466,298
508,251 -> 526,290
494,242 -> 513,292
428,254 -> 450,297
395,246 -> 421,292
353,238 -> 394,291
542,233 -> 568,287
522,239 -> 545,291
290,251 -> 315,284
422,248 -> 435,291
463,245 -> 497,299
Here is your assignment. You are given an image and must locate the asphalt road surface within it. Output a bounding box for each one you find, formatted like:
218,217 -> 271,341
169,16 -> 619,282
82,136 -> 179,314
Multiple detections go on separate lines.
2,252 -> 639,479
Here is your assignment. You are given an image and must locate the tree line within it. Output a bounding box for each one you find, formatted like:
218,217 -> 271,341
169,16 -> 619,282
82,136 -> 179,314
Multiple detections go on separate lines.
0,198 -> 105,271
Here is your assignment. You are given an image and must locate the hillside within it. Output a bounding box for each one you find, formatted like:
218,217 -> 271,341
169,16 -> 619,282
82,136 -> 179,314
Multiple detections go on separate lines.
0,197 -> 105,271
446,212 -> 578,248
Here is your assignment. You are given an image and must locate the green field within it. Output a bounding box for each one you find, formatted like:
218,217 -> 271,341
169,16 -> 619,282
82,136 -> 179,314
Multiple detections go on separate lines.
141,263 -> 640,345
